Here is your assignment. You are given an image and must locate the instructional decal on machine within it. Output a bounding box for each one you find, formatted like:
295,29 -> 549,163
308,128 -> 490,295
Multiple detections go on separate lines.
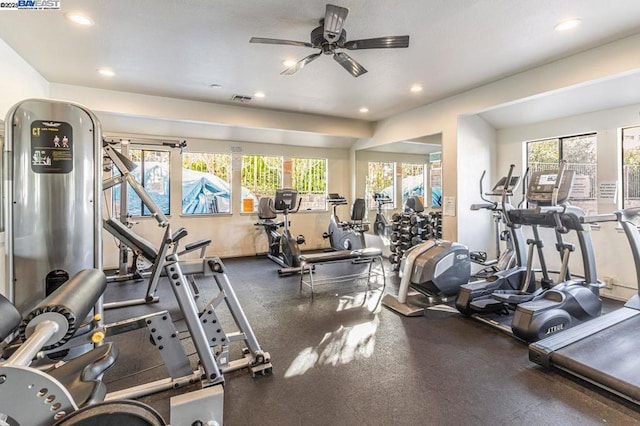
31,120 -> 73,173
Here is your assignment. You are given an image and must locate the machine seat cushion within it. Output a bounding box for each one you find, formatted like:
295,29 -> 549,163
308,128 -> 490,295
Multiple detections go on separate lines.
257,197 -> 277,220
351,198 -> 367,221
300,248 -> 382,264
47,342 -> 119,407
104,219 -> 158,261
183,239 -> 211,252
0,293 -> 21,342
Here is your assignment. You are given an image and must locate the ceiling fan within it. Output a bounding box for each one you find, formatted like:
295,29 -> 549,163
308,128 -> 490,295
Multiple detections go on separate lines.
250,4 -> 410,78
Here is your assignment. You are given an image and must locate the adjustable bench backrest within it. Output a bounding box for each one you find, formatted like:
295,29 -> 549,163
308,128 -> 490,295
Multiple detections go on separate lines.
103,218 -> 159,262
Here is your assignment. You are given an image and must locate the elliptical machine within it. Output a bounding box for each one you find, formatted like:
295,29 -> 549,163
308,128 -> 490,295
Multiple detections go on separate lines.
323,193 -> 368,250
469,170 -> 523,278
255,188 -> 306,275
373,193 -> 393,241
456,162 -> 603,342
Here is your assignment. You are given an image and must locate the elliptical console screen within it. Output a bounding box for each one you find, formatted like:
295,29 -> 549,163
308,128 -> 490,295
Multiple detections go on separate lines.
527,169 -> 575,205
491,176 -> 520,192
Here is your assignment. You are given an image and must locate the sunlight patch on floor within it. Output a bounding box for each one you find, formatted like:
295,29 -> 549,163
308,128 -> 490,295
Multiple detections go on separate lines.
284,316 -> 380,378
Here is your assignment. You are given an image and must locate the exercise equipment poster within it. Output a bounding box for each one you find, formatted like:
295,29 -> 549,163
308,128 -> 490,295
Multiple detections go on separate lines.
31,120 -> 73,173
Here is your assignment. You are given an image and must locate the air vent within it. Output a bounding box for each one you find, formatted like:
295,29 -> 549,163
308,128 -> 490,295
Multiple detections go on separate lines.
231,95 -> 252,103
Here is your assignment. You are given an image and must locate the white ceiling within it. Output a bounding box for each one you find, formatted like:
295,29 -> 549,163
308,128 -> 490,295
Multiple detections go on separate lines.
1,0 -> 640,123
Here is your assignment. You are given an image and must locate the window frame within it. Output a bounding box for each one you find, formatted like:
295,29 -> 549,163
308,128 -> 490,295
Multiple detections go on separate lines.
112,147 -> 171,218
525,133 -> 597,215
181,151 -> 233,216
400,162 -> 426,207
240,154 -> 283,213
291,157 -> 328,211
622,125 -> 640,209
366,161 -> 396,210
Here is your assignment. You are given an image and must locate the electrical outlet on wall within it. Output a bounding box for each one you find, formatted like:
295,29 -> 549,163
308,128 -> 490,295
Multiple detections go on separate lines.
604,276 -> 614,289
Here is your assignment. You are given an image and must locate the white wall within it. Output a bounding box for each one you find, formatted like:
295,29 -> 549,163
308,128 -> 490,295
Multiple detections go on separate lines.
0,39 -> 49,297
496,102 -> 640,299
457,115 -> 497,258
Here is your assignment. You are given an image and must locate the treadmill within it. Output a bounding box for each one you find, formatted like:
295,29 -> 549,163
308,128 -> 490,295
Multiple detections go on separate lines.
530,207 -> 640,404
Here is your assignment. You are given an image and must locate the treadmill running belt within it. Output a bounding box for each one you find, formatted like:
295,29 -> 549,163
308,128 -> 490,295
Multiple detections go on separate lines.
551,315 -> 640,403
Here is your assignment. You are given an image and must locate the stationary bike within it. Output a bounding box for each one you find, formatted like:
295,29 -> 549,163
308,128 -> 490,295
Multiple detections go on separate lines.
255,188 -> 306,275
373,192 -> 393,241
323,193 -> 368,251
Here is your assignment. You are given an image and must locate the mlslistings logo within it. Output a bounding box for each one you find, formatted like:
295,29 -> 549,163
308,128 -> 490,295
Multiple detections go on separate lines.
0,0 -> 60,9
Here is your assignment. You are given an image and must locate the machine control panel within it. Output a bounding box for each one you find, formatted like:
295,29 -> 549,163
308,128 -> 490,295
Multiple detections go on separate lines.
274,188 -> 298,211
527,169 -> 575,205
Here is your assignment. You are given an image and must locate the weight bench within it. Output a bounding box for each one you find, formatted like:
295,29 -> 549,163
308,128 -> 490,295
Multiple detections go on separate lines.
103,218 -> 211,309
299,248 -> 386,305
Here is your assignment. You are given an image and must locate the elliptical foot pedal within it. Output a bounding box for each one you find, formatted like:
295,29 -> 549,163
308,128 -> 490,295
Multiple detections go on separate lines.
469,297 -> 507,313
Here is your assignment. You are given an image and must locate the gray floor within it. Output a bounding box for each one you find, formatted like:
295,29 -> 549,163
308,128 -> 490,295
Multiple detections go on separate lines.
102,252 -> 640,426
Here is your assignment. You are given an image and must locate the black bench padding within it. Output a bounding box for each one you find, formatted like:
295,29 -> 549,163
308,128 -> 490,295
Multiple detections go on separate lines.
104,219 -> 159,261
184,239 -> 211,252
0,293 -> 21,341
299,248 -> 382,264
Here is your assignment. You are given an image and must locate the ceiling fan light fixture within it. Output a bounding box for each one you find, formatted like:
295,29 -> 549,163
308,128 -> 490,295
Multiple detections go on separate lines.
359,107 -> 369,113
410,84 -> 423,93
65,12 -> 94,26
555,18 -> 581,31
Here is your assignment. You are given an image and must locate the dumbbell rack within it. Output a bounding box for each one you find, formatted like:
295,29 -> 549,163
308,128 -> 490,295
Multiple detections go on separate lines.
388,211 -> 442,271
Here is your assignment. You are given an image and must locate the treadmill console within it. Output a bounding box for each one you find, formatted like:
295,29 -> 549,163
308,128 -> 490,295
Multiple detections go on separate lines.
527,169 -> 575,206
274,188 -> 298,211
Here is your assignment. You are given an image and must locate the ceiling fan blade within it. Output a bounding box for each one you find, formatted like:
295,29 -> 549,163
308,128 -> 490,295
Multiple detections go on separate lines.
250,37 -> 313,48
281,52 -> 322,75
333,52 -> 367,77
343,35 -> 410,50
323,4 -> 349,44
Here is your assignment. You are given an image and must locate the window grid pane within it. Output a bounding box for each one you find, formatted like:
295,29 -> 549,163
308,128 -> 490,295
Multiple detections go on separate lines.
112,148 -> 170,217
292,158 -> 327,210
526,135 -> 597,216
367,162 -> 395,209
401,163 -> 425,207
623,126 -> 640,209
241,155 -> 282,212
182,152 -> 232,215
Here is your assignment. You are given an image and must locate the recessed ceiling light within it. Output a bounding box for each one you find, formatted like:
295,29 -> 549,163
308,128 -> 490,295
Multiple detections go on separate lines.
282,59 -> 297,67
253,91 -> 266,98
209,83 -> 222,89
65,12 -> 94,26
98,68 -> 115,77
359,107 -> 369,113
410,84 -> 423,93
555,18 -> 581,31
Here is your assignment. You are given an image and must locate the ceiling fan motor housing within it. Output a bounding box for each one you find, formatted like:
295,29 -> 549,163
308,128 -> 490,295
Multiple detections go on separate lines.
311,25 -> 347,52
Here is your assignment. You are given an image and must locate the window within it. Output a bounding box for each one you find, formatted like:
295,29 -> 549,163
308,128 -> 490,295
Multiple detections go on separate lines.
623,126 -> 640,208
241,155 -> 282,212
182,152 -> 232,214
113,149 -> 171,217
401,163 -> 425,206
291,158 -> 327,210
366,161 -> 395,209
526,134 -> 597,215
